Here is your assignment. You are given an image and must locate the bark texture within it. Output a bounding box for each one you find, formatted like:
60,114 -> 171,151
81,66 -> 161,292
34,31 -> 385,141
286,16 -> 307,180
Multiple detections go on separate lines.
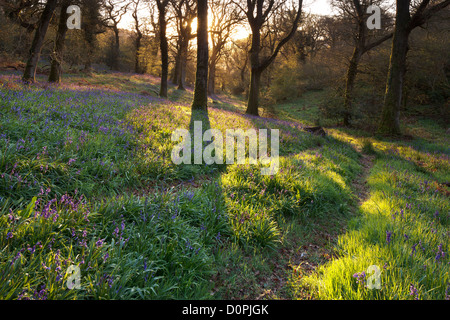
49,1 -> 70,83
23,0 -> 58,82
191,0 -> 208,111
157,0 -> 170,98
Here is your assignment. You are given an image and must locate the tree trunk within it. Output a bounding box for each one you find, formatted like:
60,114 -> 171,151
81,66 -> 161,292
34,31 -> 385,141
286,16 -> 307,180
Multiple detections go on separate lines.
81,0 -> 103,75
84,57 -> 93,73
207,61 -> 216,95
178,42 -> 188,90
247,68 -> 261,116
208,46 -> 219,95
246,29 -> 261,116
148,38 -> 159,74
49,1 -> 70,83
133,1 -> 143,74
240,59 -> 247,85
83,26 -> 95,74
343,47 -> 362,126
191,0 -> 208,111
112,27 -> 120,71
244,0 -> 302,116
134,33 -> 142,73
22,0 -> 58,83
378,0 -> 411,135
158,3 -> 168,98
171,50 -> 180,84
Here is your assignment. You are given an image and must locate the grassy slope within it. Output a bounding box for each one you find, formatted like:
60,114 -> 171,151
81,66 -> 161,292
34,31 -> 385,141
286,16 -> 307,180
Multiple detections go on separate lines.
279,94 -> 450,300
1,72 -> 448,300
0,71 -> 363,300
0,72 -> 237,299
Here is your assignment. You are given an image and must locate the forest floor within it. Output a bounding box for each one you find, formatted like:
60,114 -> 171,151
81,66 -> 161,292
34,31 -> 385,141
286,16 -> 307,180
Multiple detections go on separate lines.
212,135 -> 377,300
0,70 -> 449,300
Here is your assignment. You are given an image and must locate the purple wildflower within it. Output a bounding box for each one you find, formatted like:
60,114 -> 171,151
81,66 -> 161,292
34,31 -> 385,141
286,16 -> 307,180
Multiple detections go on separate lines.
33,285 -> 48,300
409,284 -> 419,300
435,243 -> 445,262
96,239 -> 105,248
434,211 -> 439,219
17,289 -> 30,300
411,243 -> 418,256
386,231 -> 393,245
352,271 -> 366,286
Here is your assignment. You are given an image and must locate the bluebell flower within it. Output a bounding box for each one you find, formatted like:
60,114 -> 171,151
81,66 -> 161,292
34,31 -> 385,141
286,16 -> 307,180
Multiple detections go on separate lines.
386,231 -> 393,245
409,284 -> 419,300
352,271 -> 366,286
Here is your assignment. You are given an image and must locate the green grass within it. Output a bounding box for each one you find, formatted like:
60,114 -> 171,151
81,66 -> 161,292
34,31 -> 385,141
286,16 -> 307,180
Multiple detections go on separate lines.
1,71 -> 448,300
269,89 -> 449,300
274,89 -> 336,127
289,130 -> 450,300
0,72 -> 360,300
1,186 -> 230,299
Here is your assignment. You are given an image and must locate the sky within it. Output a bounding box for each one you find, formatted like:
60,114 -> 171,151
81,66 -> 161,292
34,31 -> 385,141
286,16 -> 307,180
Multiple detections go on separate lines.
304,0 -> 335,16
118,0 -> 336,39
231,0 -> 336,39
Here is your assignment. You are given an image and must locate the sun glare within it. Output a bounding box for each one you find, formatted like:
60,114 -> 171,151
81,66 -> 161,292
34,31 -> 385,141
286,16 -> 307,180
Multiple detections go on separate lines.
119,0 -> 335,41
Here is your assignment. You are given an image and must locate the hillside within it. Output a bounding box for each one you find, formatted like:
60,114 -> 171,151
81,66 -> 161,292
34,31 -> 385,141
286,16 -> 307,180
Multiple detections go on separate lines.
0,70 -> 449,300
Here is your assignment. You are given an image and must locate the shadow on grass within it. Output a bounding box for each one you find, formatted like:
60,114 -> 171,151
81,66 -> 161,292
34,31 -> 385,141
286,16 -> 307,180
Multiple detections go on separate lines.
290,127 -> 450,300
210,124 -> 368,299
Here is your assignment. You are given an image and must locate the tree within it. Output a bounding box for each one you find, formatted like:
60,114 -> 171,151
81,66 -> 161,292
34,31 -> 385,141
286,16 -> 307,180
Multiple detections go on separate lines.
131,0 -> 143,73
286,14 -> 330,63
191,0 -> 208,110
149,6 -> 161,75
0,0 -> 41,59
156,0 -> 170,97
333,0 -> 393,126
170,0 -> 197,90
22,0 -> 58,82
0,0 -> 41,32
236,0 -> 303,116
208,0 -> 243,95
378,0 -> 450,135
142,4 -> 161,75
48,0 -> 71,83
132,1 -> 160,75
320,15 -> 349,50
103,0 -> 130,71
81,0 -> 105,73
224,38 -> 251,95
